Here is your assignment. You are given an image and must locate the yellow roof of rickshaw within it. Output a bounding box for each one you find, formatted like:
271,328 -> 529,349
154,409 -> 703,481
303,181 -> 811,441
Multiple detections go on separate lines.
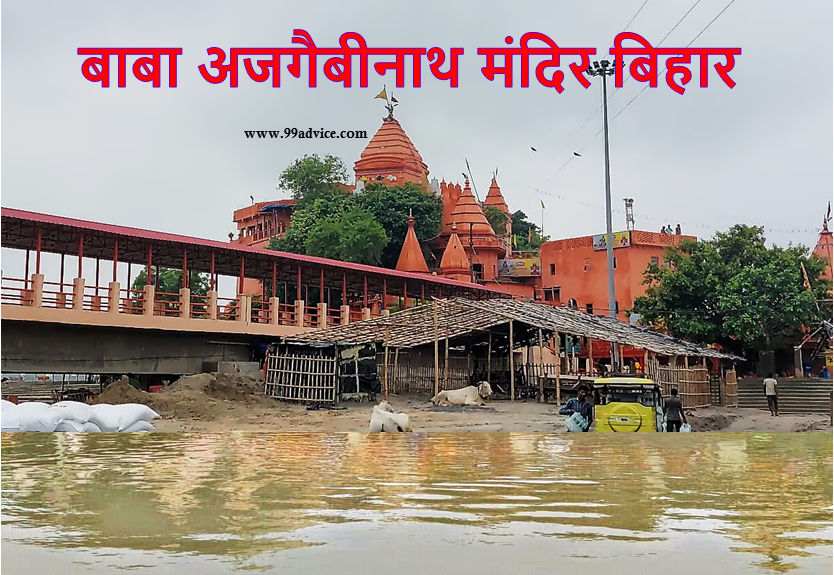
592,377 -> 658,386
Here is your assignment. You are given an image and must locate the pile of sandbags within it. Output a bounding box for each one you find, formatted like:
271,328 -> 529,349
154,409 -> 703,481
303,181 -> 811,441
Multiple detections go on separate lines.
1,400 -> 159,432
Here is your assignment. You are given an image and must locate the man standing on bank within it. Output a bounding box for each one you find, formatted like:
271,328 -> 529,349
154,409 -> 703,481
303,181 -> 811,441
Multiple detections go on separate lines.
664,388 -> 687,432
763,373 -> 779,416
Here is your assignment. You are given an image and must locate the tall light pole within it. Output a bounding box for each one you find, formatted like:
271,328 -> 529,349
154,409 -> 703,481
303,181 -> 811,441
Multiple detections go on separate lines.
586,59 -> 619,371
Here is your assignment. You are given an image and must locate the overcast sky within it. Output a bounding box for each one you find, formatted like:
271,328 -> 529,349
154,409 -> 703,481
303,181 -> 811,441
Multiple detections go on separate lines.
2,0 -> 832,288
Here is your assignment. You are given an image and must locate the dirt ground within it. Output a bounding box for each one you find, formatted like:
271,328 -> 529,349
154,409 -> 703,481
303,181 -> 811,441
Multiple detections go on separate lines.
101,374 -> 832,433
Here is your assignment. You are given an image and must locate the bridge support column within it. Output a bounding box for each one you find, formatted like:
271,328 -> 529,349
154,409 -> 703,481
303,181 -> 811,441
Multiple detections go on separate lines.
269,297 -> 280,326
108,282 -> 120,314
362,308 -> 371,320
73,278 -> 85,311
341,305 -> 350,325
30,274 -> 44,308
208,291 -> 218,320
317,302 -> 328,328
295,300 -> 305,328
180,288 -> 191,318
143,285 -> 155,317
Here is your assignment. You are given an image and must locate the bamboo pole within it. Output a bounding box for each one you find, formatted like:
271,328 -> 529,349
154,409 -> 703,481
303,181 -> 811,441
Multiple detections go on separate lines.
538,328 -> 545,403
555,331 -> 561,406
433,300 -> 439,397
384,327 -> 390,400
444,330 -> 450,388
588,337 -> 594,376
487,331 -> 492,384
509,320 -> 515,402
393,347 -> 400,393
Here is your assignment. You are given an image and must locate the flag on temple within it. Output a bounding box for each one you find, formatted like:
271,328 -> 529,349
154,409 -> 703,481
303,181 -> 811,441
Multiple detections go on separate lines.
540,199 -> 545,210
827,201 -> 832,222
801,262 -> 812,292
391,96 -> 399,103
512,234 -> 518,247
374,88 -> 387,100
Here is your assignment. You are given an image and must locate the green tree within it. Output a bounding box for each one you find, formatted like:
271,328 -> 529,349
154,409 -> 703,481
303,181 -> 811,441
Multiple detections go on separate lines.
278,154 -> 349,208
306,207 -> 389,265
632,224 -> 830,356
270,187 -> 351,254
510,210 -> 549,252
483,205 -> 509,235
352,182 -> 442,268
130,268 -> 211,316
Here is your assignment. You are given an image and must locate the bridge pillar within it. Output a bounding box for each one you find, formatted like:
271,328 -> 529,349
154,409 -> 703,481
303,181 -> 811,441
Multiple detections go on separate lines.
237,295 -> 250,323
30,274 -> 44,308
143,285 -> 155,317
269,297 -> 280,326
208,291 -> 218,320
73,278 -> 86,311
295,300 -> 305,328
362,308 -> 371,320
341,305 -> 350,325
180,288 -> 191,318
317,302 -> 328,328
108,282 -> 120,314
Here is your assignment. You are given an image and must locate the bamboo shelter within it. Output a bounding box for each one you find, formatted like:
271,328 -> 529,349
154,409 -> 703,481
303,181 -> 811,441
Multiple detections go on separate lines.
281,298 -> 741,401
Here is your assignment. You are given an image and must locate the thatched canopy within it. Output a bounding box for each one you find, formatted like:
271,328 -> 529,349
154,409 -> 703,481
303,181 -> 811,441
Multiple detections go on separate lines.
282,298 -> 741,360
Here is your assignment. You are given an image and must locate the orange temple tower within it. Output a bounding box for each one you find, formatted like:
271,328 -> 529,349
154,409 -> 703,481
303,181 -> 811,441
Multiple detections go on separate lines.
395,210 -> 430,274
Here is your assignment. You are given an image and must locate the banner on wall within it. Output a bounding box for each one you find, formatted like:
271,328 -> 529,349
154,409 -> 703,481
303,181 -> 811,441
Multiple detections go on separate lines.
593,231 -> 631,251
498,258 -> 541,277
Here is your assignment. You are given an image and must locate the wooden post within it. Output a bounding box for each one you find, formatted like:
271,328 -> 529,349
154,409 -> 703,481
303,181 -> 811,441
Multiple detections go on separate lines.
555,331 -> 561,406
433,300 -> 440,397
509,320 -> 515,402
538,328 -> 545,403
644,349 -> 649,376
444,330 -> 450,388
393,347 -> 400,393
383,327 -> 390,400
487,331 -> 493,384
588,337 -> 594,376
684,356 -> 690,369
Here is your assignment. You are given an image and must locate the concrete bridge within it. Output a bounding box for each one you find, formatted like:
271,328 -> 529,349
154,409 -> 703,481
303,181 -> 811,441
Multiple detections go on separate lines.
1,207 -> 506,375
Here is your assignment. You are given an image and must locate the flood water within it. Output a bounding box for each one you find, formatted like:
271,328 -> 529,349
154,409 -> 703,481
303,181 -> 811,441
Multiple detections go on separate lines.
1,433 -> 831,574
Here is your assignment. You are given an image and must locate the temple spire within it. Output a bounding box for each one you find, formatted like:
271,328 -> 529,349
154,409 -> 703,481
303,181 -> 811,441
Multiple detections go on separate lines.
395,210 -> 429,274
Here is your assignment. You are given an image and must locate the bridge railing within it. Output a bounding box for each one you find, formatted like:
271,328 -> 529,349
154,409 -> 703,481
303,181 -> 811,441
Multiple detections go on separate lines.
1,274 -> 377,330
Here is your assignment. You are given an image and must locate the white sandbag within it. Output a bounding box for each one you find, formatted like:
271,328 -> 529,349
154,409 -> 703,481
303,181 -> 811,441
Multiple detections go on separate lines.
55,420 -> 86,432
680,423 -> 692,432
49,401 -> 94,423
1,409 -> 22,432
14,402 -> 62,432
88,403 -> 159,432
1,399 -> 17,413
121,420 -> 155,432
81,422 -> 102,432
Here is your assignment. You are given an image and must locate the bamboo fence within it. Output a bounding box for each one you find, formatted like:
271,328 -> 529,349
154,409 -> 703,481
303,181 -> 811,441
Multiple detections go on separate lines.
264,351 -> 338,403
723,368 -> 739,407
653,365 -> 711,408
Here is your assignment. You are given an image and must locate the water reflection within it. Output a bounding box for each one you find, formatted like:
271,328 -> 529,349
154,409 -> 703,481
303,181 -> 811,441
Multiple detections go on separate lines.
1,433 -> 831,574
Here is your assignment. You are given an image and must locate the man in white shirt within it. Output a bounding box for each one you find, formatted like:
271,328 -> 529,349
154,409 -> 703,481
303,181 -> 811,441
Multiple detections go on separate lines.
763,373 -> 779,417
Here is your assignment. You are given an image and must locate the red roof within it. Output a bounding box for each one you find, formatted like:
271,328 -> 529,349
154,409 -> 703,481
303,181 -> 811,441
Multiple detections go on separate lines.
1,207 -> 508,298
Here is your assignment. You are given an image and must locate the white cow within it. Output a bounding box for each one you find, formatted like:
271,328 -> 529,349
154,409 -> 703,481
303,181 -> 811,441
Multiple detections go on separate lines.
431,381 -> 493,407
368,403 -> 412,432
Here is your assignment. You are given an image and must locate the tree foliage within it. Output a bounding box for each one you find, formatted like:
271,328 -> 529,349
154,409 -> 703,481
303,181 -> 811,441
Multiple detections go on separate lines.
352,182 -> 442,268
268,156 -> 442,269
278,154 -> 349,208
483,205 -> 508,235
510,210 -> 549,252
632,224 -> 830,356
306,207 -> 389,265
131,267 -> 210,296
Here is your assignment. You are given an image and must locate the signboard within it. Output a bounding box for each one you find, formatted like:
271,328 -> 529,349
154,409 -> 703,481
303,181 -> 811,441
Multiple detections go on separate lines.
498,258 -> 541,277
593,231 -> 631,251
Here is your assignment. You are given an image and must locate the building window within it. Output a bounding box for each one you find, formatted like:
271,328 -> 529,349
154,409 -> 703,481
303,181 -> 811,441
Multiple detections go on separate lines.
615,301 -> 620,314
586,303 -> 593,314
583,259 -> 590,272
550,263 -> 556,275
544,288 -> 561,302
613,257 -> 617,269
651,256 -> 659,265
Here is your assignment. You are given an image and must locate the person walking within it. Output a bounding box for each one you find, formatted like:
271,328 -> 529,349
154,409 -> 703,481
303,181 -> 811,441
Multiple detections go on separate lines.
664,388 -> 687,431
560,386 -> 594,432
764,373 -> 779,416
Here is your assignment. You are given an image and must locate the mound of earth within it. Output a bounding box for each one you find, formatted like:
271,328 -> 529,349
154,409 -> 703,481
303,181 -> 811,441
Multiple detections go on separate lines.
93,373 -> 278,421
686,410 -> 740,432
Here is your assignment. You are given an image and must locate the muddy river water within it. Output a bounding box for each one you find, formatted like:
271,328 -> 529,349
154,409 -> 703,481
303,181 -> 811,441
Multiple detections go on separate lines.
1,433 -> 831,574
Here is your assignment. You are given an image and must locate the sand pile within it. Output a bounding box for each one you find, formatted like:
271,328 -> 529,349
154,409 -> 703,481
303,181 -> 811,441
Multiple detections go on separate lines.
94,373 -> 276,421
687,410 -> 739,432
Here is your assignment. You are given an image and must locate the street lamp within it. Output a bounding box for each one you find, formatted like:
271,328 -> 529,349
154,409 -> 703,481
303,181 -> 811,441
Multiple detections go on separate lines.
586,59 -> 619,371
